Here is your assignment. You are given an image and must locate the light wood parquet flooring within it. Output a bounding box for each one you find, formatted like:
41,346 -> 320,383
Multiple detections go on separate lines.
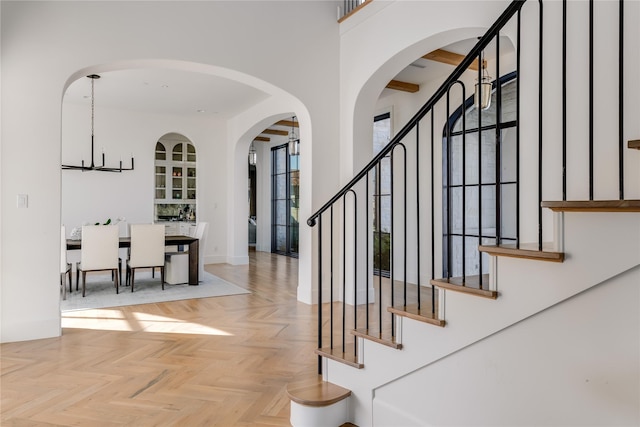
1,251 -> 318,427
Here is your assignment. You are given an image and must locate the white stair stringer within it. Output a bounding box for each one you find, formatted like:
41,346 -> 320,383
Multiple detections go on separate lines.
372,264 -> 640,426
323,211 -> 640,427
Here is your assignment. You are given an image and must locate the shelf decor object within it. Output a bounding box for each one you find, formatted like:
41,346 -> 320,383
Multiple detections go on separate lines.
62,74 -> 135,172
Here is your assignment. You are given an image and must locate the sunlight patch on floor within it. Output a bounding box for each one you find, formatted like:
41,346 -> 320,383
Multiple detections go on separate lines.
62,309 -> 133,331
131,311 -> 233,335
61,308 -> 233,336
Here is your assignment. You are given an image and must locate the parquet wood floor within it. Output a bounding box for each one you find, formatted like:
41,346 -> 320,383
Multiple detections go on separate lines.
1,251 -> 318,426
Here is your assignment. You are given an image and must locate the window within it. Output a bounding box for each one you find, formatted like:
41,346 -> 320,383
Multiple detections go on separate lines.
373,112 -> 392,276
443,73 -> 517,278
271,144 -> 299,257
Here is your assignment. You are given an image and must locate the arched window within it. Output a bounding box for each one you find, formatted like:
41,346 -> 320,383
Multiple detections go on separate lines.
442,72 -> 517,278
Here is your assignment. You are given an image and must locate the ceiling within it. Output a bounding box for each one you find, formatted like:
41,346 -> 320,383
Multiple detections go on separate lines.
63,68 -> 269,119
380,37 -> 500,98
63,38 -> 501,139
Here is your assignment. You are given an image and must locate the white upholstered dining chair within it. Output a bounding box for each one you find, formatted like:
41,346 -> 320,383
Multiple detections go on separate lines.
77,225 -> 120,297
164,221 -> 208,284
60,225 -> 72,300
126,224 -> 165,292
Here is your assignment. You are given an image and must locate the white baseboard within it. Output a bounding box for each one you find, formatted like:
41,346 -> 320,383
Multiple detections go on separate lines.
226,255 -> 249,265
204,255 -> 227,265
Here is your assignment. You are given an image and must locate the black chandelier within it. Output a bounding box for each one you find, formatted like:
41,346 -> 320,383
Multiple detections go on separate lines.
62,74 -> 135,172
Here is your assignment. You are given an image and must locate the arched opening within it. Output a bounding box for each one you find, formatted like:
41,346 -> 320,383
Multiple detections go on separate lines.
59,62 -> 312,310
243,115 -> 302,258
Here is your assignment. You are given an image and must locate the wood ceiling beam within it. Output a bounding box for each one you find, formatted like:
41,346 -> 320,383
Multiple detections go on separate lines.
386,79 -> 420,93
254,136 -> 270,142
422,49 -> 486,71
262,129 -> 289,136
276,120 -> 299,128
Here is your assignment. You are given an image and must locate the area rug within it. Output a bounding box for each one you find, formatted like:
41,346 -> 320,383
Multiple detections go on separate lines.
61,271 -> 249,312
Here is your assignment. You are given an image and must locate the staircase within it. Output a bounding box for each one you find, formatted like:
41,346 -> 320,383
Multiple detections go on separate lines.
290,1 -> 640,425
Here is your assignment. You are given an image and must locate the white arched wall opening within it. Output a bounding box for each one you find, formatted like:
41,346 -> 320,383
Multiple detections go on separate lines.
61,59 -> 314,307
339,0 -> 515,301
227,97 -> 313,304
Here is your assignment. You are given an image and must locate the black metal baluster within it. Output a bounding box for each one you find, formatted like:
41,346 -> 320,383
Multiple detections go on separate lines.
619,0 -> 625,200
495,35 -> 502,247
390,143 -> 406,335
516,8 -> 521,246
447,81 -> 466,282
447,89 -> 453,281
430,111 -> 435,314
351,189 -> 358,355
402,143 -> 407,313
416,123 -> 422,309
317,215 -> 323,374
390,151 -> 395,334
376,162 -> 383,335
365,171 -> 370,329
562,0 -> 567,201
330,206 -> 334,350
446,87 -> 453,281
402,143 -> 406,315
342,194 -> 347,353
589,0 -> 594,201
461,87 -> 466,280
478,51 -> 484,288
538,0 -> 544,251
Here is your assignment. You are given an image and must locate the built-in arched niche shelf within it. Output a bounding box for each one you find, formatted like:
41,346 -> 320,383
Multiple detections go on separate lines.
154,133 -> 197,226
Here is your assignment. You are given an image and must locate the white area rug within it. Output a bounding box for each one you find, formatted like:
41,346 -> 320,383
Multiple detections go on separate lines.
61,271 -> 249,312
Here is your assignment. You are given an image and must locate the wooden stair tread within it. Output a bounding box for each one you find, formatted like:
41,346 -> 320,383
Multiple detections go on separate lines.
431,274 -> 497,299
287,377 -> 351,407
628,139 -> 640,150
315,347 -> 364,369
479,243 -> 564,262
541,200 -> 640,212
352,328 -> 402,349
388,304 -> 446,327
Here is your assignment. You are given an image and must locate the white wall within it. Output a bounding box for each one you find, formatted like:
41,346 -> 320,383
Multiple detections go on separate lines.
373,265 -> 640,426
61,103 -> 228,263
326,1 -> 640,425
1,0 -> 340,342
335,0 -> 513,304
334,0 -> 639,300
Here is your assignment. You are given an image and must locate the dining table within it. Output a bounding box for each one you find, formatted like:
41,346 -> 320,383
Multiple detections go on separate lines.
66,234 -> 199,285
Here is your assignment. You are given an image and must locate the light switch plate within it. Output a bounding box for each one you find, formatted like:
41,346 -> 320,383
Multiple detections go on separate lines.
17,194 -> 28,208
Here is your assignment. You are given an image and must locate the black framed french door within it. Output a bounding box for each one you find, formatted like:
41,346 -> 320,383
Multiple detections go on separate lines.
271,143 -> 299,257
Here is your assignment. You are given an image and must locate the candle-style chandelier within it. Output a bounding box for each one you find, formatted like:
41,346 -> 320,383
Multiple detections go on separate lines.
62,74 -> 135,172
